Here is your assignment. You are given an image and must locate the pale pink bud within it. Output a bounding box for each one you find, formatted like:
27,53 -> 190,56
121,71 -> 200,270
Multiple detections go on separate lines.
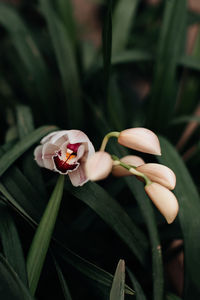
112,155 -> 145,177
85,151 -> 113,181
34,130 -> 95,186
145,182 -> 179,224
137,163 -> 176,190
118,128 -> 161,155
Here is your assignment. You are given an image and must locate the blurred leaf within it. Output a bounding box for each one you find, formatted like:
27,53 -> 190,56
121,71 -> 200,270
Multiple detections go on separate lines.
16,105 -> 34,139
53,255 -> 73,300
166,293 -> 182,300
127,268 -> 147,300
27,175 -> 65,295
39,0 -> 82,127
112,0 -> 139,54
109,259 -> 125,300
0,190 -> 134,296
65,181 -> 148,266
0,3 -> 54,120
112,49 -> 153,65
56,0 -> 77,46
157,136 -> 200,298
170,115 -> 200,125
0,253 -> 34,300
102,0 -> 112,94
148,0 -> 187,131
179,55 -> 200,71
0,202 -> 28,285
125,177 -> 164,300
0,125 -> 57,177
54,242 -> 134,296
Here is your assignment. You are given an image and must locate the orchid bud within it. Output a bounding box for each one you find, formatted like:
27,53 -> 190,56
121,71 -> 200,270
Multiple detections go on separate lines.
118,128 -> 161,155
85,151 -> 113,181
145,182 -> 179,224
112,155 -> 145,177
137,163 -> 176,190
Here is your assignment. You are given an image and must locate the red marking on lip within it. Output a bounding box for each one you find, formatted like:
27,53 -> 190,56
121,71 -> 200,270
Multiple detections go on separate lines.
67,143 -> 81,153
53,155 -> 78,173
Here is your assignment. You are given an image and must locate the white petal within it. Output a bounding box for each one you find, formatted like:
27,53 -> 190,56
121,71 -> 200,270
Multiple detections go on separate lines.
34,145 -> 44,167
41,131 -> 59,144
42,143 -> 59,170
68,164 -> 88,186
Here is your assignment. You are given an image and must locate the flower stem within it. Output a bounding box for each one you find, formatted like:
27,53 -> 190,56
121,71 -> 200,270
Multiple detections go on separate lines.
112,155 -> 152,186
100,131 -> 120,151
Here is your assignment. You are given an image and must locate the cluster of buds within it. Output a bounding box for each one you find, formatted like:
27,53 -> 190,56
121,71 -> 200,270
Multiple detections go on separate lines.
85,128 -> 179,224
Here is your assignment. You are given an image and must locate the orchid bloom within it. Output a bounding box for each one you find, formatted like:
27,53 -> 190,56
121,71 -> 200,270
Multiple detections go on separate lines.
34,130 -> 95,186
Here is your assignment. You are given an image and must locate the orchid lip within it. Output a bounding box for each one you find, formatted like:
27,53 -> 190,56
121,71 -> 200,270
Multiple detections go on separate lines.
53,142 -> 81,174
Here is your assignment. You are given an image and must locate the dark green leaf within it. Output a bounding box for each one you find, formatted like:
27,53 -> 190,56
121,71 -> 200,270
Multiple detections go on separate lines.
125,177 -> 164,300
127,268 -> 147,300
109,259 -> 126,300
0,125 -> 57,177
39,0 -> 82,127
0,253 -> 34,300
27,175 -> 65,295
112,0 -> 139,54
157,136 -> 200,298
0,202 -> 28,285
148,0 -> 187,130
65,181 -> 148,266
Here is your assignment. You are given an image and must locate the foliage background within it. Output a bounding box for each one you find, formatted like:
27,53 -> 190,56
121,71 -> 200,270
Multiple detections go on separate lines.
0,0 -> 200,299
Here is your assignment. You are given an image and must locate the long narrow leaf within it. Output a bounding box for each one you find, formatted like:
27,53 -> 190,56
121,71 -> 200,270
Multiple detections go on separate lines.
65,181 -> 148,266
112,0 -> 139,54
0,125 -> 57,177
148,0 -> 187,130
39,0 -> 82,127
27,175 -> 65,295
109,260 -> 125,300
0,202 -> 28,285
0,254 -> 34,300
125,177 -> 164,300
127,268 -> 147,300
157,136 -> 200,298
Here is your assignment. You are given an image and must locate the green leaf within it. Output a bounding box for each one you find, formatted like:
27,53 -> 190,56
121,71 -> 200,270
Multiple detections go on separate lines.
0,3 -> 54,121
102,0 -> 112,94
148,0 -> 187,130
125,177 -> 164,300
16,105 -> 34,139
127,268 -> 147,300
179,55 -> 200,72
27,175 -> 65,295
112,0 -> 139,54
39,0 -> 82,127
0,202 -> 28,285
65,181 -> 148,266
112,49 -> 153,65
157,136 -> 200,298
170,115 -> 200,125
0,253 -> 34,300
0,183 -> 134,296
54,242 -> 134,296
53,255 -> 73,300
166,293 -> 182,300
109,260 -> 126,300
0,125 -> 57,177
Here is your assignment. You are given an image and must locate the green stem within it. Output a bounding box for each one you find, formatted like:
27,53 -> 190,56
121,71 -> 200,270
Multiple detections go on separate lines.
100,131 -> 120,151
112,155 -> 152,186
